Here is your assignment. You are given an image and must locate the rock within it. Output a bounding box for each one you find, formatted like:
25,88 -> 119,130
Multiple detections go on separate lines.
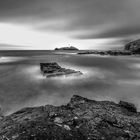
0,95 -> 140,139
125,39 -> 140,53
0,108 -> 4,120
40,62 -> 82,77
54,117 -> 63,124
63,125 -> 71,130
78,39 -> 140,56
55,46 -> 79,51
78,50 -> 133,56
119,101 -> 137,113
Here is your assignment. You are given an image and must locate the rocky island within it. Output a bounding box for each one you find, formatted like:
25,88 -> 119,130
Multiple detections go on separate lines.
55,46 -> 79,51
40,62 -> 82,77
0,95 -> 140,139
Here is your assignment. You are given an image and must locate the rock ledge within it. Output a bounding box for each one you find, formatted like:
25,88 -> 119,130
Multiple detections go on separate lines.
40,62 -> 82,77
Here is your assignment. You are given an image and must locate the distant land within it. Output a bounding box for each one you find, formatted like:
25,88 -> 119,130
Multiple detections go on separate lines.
78,39 -> 140,56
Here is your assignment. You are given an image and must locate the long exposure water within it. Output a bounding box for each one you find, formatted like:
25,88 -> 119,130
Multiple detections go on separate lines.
0,50 -> 140,115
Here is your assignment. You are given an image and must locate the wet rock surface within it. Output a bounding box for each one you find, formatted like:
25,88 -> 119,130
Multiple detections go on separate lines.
0,95 -> 140,139
40,62 -> 82,77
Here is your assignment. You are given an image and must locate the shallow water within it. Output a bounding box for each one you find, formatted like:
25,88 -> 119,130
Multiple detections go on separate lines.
0,51 -> 140,115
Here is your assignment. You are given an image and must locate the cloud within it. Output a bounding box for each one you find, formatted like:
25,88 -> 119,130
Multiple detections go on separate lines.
0,44 -> 32,50
32,0 -> 126,32
0,0 -> 140,49
28,0 -> 140,41
73,24 -> 140,39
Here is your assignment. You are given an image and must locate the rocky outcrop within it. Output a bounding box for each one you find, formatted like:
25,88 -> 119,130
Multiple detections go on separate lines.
125,39 -> 140,53
55,46 -> 79,51
78,50 -> 133,55
0,95 -> 140,139
119,101 -> 137,113
77,39 -> 140,56
40,62 -> 82,77
0,108 -> 3,120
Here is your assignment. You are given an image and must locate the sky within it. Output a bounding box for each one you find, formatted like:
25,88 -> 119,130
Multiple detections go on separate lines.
0,0 -> 140,50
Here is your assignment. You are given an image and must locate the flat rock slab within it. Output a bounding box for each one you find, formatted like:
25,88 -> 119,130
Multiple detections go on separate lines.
40,62 -> 82,77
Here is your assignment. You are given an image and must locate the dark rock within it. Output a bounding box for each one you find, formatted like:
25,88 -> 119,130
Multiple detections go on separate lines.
125,39 -> 140,53
55,46 -> 79,51
0,108 -> 4,120
78,50 -> 133,56
78,39 -> 140,56
0,95 -> 140,139
40,62 -> 82,77
119,101 -> 137,113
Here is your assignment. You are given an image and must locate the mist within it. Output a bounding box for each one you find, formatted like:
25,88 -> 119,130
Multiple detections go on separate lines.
0,52 -> 140,115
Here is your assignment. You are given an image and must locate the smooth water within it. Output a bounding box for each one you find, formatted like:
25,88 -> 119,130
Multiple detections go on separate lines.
0,50 -> 140,115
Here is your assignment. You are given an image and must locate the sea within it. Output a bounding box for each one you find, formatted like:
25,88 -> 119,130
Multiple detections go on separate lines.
0,50 -> 140,115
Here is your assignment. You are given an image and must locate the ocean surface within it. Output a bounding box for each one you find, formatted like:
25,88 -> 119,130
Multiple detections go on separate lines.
1,50 -> 140,115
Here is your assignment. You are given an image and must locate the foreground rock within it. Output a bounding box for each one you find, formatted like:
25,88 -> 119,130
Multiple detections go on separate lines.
55,46 -> 79,51
40,62 -> 82,77
1,95 -> 140,139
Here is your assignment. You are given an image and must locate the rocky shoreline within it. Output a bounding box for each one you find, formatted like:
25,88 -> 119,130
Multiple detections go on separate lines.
78,39 -> 140,56
78,50 -> 134,56
0,95 -> 140,139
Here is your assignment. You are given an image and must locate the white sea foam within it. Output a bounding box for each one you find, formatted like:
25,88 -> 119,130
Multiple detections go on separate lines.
22,65 -> 46,81
0,57 -> 25,63
129,63 -> 140,69
21,64 -> 104,84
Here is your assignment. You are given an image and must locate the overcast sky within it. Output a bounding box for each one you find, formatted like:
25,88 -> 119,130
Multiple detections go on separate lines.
0,0 -> 140,50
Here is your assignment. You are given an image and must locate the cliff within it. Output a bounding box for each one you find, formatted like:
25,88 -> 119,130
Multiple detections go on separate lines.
0,95 -> 140,139
125,39 -> 140,53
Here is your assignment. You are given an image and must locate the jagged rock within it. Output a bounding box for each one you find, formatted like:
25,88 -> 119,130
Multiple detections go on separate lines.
0,95 -> 140,139
125,39 -> 140,53
40,62 -> 82,77
55,46 -> 79,51
119,101 -> 137,113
